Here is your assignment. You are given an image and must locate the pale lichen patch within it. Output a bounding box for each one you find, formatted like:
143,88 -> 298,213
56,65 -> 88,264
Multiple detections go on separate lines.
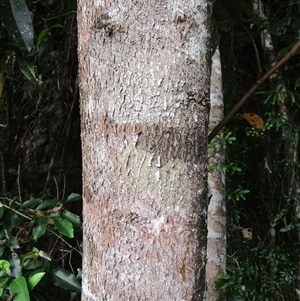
113,144 -> 191,206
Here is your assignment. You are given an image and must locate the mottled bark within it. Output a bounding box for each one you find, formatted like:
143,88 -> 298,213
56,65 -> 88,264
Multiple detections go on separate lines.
206,47 -> 226,301
77,1 -> 212,300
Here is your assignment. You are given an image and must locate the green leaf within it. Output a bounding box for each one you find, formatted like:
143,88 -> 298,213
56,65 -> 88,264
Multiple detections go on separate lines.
0,0 -> 34,52
36,199 -> 60,210
4,211 -> 19,229
0,259 -> 10,276
21,199 -> 43,209
66,193 -> 81,202
54,217 -> 74,238
10,253 -> 21,278
6,237 -> 20,249
61,211 -> 82,227
0,205 -> 4,219
9,276 -> 30,301
0,277 -> 9,296
37,38 -> 54,59
28,272 -> 45,291
37,24 -> 63,45
51,268 -> 81,292
32,217 -> 48,241
17,56 -> 42,86
0,276 -> 9,287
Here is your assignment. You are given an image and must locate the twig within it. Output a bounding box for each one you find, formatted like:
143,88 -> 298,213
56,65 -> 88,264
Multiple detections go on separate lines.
53,175 -> 59,200
17,161 -> 22,203
49,229 -> 83,256
0,202 -> 31,220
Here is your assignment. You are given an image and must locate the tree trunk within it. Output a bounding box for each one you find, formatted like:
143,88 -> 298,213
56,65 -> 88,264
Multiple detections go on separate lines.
77,1 -> 212,300
206,46 -> 226,301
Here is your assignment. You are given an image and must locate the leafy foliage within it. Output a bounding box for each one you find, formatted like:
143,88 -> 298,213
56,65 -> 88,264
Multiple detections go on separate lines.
213,0 -> 300,299
0,1 -> 81,300
0,193 -> 82,300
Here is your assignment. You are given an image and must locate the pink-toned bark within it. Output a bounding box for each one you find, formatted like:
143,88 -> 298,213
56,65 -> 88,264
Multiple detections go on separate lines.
77,1 -> 212,300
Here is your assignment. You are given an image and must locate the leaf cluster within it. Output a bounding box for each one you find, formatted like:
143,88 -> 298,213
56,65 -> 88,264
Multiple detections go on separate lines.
0,193 -> 82,301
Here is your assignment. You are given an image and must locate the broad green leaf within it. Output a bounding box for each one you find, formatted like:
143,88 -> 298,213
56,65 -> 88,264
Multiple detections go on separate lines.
0,0 -> 34,52
61,211 -> 82,227
4,211 -> 19,229
0,276 -> 9,287
32,217 -> 48,241
28,272 -> 45,291
0,206 -> 4,219
22,257 -> 43,270
36,199 -> 60,210
10,253 -> 21,278
17,57 -> 42,86
0,259 -> 10,276
54,217 -> 74,238
9,276 -> 30,301
0,277 -> 9,296
21,198 -> 43,209
6,237 -> 20,249
51,268 -> 81,292
66,193 -> 81,202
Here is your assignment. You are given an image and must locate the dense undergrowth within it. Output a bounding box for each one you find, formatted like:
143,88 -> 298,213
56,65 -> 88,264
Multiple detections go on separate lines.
214,0 -> 300,300
0,0 -> 82,300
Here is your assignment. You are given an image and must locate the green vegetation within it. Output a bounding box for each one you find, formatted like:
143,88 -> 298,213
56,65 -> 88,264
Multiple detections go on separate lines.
0,193 -> 82,300
213,0 -> 300,300
0,0 -> 81,300
0,0 -> 299,300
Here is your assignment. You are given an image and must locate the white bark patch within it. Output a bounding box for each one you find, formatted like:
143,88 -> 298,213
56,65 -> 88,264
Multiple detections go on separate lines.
206,47 -> 226,300
151,215 -> 166,236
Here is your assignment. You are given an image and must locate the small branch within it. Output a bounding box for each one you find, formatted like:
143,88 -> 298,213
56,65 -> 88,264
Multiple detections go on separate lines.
17,161 -> 22,203
49,229 -> 83,256
0,202 -> 31,220
208,40 -> 300,144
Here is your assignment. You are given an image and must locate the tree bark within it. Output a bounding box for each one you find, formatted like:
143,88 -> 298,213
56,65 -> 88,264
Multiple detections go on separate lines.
77,1 -> 212,300
206,46 -> 226,301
